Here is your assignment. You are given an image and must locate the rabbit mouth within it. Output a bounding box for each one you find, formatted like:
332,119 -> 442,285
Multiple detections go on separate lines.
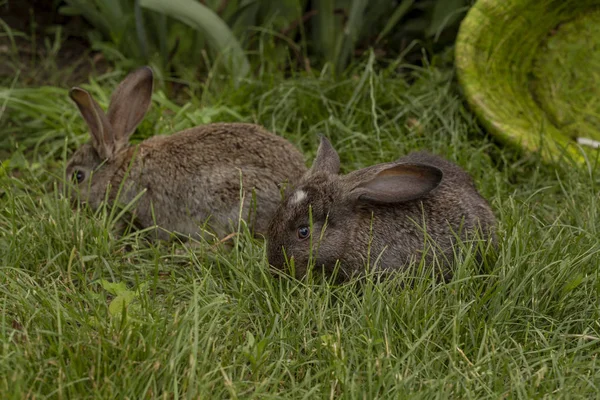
266,252 -> 295,277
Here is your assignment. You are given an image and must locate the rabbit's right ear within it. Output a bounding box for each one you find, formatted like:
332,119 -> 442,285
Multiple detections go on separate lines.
107,66 -> 154,147
69,87 -> 115,160
309,136 -> 340,175
348,163 -> 443,205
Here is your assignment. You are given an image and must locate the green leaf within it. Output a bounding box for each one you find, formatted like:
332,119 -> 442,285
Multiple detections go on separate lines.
151,12 -> 169,66
562,273 -> 585,296
246,331 -> 256,348
134,0 -> 149,60
100,279 -> 128,296
228,0 -> 260,40
140,0 -> 250,80
334,0 -> 368,73
313,0 -> 336,64
376,0 -> 415,43
425,0 -> 466,38
60,1 -> 112,39
108,291 -> 137,316
58,6 -> 85,16
136,282 -> 149,294
0,159 -> 10,177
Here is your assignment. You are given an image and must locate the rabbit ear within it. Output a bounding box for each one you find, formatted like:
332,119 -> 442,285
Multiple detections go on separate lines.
310,136 -> 340,174
69,87 -> 115,160
107,66 -> 153,146
349,163 -> 443,205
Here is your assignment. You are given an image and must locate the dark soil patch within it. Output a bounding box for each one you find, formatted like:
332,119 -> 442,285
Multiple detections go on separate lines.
0,0 -> 110,87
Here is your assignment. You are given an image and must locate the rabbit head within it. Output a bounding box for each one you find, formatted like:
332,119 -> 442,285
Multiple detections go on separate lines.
266,136 -> 444,280
65,66 -> 153,208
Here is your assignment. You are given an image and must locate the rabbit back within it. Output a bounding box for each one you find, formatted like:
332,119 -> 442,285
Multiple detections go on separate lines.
110,123 -> 306,239
395,151 -> 495,239
341,151 -> 495,276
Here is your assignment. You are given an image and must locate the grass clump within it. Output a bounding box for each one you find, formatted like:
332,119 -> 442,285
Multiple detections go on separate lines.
1,57 -> 600,398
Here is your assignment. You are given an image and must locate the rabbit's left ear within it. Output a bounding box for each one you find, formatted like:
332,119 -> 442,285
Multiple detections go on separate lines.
348,163 -> 443,205
107,66 -> 154,146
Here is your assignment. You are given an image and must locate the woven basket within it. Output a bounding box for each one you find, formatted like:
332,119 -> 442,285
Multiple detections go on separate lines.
455,0 -> 600,167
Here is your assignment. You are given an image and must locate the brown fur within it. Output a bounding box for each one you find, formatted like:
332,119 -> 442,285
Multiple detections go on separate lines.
266,137 -> 496,282
65,67 -> 307,240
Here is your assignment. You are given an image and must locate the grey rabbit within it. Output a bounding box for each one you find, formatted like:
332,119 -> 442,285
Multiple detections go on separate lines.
266,136 -> 496,281
65,66 -> 307,241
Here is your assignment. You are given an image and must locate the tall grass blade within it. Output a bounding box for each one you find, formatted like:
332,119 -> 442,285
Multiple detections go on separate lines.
376,0 -> 415,43
313,0 -> 336,67
134,0 -> 149,60
425,0 -> 467,38
334,0 -> 368,73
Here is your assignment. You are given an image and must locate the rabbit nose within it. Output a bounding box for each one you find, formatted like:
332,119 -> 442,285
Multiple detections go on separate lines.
267,247 -> 286,269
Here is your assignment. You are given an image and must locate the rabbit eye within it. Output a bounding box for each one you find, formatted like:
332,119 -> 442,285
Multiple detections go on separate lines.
72,170 -> 85,183
297,226 -> 310,240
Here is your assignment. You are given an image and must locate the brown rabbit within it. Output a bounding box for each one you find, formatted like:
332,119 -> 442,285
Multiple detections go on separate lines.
266,137 -> 496,281
65,66 -> 307,241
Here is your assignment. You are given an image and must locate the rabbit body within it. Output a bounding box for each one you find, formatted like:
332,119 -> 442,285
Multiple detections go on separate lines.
66,67 -> 306,240
266,137 -> 496,281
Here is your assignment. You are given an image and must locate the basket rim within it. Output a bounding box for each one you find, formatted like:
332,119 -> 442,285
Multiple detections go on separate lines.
455,0 -> 600,166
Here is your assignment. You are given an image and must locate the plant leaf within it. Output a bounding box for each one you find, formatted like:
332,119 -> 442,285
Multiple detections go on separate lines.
108,291 -> 137,316
334,0 -> 368,73
100,279 -> 128,296
313,0 -> 336,65
134,0 -> 149,60
140,0 -> 250,80
425,0 -> 466,38
376,0 -> 415,43
60,1 -> 112,39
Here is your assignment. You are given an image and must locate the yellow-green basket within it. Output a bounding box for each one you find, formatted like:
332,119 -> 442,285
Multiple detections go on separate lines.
455,0 -> 600,167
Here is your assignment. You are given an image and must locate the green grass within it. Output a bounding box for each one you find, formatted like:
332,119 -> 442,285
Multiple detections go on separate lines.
2,53 -> 600,398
